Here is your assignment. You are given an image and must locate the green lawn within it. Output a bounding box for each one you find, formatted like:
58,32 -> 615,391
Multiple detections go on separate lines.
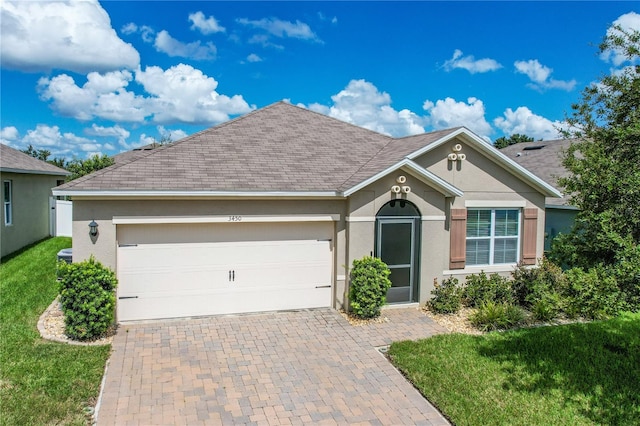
0,238 -> 111,425
389,313 -> 640,426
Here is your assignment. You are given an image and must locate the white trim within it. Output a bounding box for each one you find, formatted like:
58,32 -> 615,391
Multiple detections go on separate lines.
465,200 -> 526,208
545,204 -> 579,211
52,189 -> 342,198
337,275 -> 346,281
347,215 -> 445,222
443,264 -> 518,275
343,158 -> 464,198
345,216 -> 376,222
0,167 -> 69,176
422,215 -> 446,221
112,214 -> 340,225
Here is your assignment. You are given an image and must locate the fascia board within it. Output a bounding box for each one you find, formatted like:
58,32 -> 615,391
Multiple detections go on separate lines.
342,158 -> 463,197
51,189 -> 343,199
407,128 -> 563,199
1,167 -> 69,176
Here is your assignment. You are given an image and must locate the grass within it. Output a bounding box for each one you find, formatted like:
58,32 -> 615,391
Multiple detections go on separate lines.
389,313 -> 640,426
0,237 -> 111,425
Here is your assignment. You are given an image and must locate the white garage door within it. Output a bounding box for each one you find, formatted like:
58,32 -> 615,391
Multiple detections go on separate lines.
116,223 -> 333,321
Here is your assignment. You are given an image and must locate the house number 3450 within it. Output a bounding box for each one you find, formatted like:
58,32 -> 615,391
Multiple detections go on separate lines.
228,215 -> 242,222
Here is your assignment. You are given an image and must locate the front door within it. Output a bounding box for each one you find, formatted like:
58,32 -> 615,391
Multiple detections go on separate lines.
377,218 -> 417,303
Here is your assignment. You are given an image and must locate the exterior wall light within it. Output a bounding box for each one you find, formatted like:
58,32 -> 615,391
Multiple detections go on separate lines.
88,220 -> 99,236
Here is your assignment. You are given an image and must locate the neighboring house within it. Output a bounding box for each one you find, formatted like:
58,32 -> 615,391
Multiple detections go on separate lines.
500,139 -> 578,251
53,102 -> 561,322
1,144 -> 70,258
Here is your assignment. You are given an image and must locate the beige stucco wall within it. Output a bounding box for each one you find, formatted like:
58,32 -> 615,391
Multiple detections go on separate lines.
343,137 -> 548,306
72,198 -> 348,307
1,172 -> 61,258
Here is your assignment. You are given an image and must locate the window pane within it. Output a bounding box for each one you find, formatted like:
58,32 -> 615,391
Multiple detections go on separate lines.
495,209 -> 519,236
3,182 -> 9,203
493,238 -> 518,264
466,239 -> 490,265
467,210 -> 491,237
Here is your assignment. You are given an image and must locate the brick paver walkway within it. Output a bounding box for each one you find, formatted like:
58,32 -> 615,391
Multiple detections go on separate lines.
97,308 -> 449,425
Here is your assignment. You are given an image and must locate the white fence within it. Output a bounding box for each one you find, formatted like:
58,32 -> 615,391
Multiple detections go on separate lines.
50,198 -> 72,237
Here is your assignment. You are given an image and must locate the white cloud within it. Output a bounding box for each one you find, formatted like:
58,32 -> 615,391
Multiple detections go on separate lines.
189,11 -> 225,34
423,97 -> 492,139
85,124 -> 131,147
38,64 -> 253,125
154,30 -> 216,60
248,34 -> 284,50
15,124 -> 108,157
494,106 -> 567,140
237,17 -> 321,42
121,22 -> 138,35
157,126 -> 188,141
247,53 -> 263,63
600,12 -> 640,66
1,126 -> 19,141
443,49 -> 502,74
514,59 -> 576,91
306,79 -> 424,137
0,0 -> 139,73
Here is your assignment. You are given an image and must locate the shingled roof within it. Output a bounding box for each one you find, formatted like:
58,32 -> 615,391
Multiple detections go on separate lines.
57,102 -> 461,193
0,144 -> 69,176
500,139 -> 574,206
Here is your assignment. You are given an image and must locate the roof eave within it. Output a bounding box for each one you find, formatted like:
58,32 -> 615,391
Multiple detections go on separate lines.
51,189 -> 344,199
1,167 -> 70,176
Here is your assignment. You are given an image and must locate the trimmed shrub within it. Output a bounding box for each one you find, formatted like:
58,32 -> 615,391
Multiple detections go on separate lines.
563,266 -> 626,320
463,272 -> 513,307
349,256 -> 392,319
58,256 -> 117,341
428,277 -> 463,314
470,301 -> 525,331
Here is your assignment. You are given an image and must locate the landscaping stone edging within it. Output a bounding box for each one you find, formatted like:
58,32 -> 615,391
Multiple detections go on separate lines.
37,296 -> 113,346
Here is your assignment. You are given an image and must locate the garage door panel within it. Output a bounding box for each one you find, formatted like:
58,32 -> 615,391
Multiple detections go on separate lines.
117,234 -> 333,321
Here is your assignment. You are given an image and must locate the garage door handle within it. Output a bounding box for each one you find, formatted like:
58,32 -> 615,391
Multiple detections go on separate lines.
229,270 -> 235,282
118,296 -> 138,299
315,285 -> 331,288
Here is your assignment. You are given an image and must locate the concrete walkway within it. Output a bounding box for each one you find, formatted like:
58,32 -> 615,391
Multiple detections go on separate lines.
97,308 -> 450,425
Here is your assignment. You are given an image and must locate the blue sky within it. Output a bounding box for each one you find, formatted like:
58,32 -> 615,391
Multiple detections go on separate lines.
1,1 -> 638,159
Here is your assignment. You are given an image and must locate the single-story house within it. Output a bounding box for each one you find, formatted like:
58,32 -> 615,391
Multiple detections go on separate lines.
1,144 -> 70,258
499,139 -> 578,251
53,102 -> 561,321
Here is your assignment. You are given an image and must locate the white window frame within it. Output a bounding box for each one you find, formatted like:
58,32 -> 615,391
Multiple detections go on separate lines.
466,208 -> 521,266
3,180 -> 12,226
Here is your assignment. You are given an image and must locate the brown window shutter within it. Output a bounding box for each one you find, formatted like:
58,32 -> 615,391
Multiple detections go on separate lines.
522,208 -> 538,265
449,208 -> 467,269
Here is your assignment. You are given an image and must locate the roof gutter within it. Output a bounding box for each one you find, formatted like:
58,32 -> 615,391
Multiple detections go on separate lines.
51,189 -> 345,199
1,167 -> 69,176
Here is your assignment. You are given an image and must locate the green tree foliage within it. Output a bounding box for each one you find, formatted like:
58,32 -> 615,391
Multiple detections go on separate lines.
20,144 -> 66,168
551,25 -> 640,310
65,154 -> 115,181
493,133 -> 534,149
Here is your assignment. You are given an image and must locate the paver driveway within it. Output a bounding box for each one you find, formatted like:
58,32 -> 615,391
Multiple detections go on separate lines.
97,308 -> 450,425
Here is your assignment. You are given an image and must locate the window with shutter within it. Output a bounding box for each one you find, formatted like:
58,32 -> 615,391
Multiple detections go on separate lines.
521,208 -> 538,265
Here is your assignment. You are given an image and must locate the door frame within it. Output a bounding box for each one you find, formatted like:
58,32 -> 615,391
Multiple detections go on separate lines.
374,200 -> 421,304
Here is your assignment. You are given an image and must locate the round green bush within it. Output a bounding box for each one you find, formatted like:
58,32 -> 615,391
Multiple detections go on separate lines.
428,277 -> 463,314
57,256 -> 117,341
349,256 -> 392,319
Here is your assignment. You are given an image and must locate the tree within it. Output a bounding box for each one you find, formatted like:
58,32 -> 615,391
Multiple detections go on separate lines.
21,144 -> 68,169
494,134 -> 534,149
65,154 -> 114,181
551,25 -> 640,308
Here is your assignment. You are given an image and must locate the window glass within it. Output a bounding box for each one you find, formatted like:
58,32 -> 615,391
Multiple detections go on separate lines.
3,180 -> 12,226
466,208 -> 520,266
